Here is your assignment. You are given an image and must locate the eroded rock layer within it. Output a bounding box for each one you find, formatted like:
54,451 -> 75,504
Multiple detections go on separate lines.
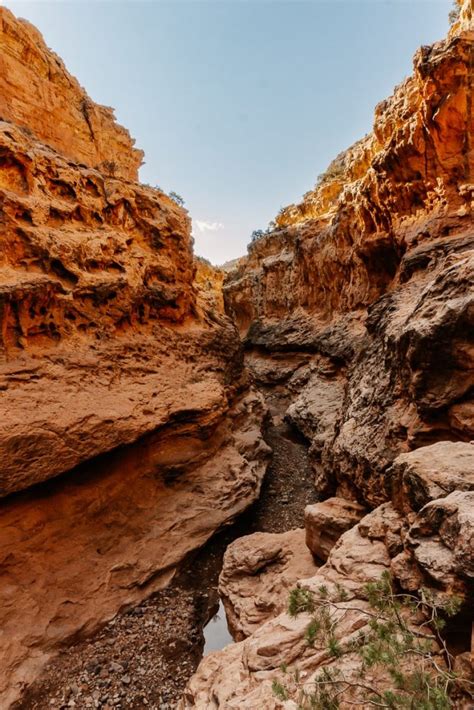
225,13 -> 474,506
0,8 -> 143,180
183,5 -> 474,707
0,389 -> 269,708
0,7 -> 270,707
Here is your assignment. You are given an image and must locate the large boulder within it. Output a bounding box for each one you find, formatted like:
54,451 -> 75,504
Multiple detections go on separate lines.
389,441 -> 474,513
407,490 -> 474,592
219,529 -> 318,641
304,497 -> 366,561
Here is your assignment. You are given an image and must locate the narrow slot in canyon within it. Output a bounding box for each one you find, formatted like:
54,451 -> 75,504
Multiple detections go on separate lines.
0,2 -> 473,709
15,373 -> 320,709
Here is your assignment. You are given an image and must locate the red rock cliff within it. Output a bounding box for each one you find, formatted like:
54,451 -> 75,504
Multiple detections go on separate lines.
225,11 -> 474,506
0,8 -> 270,706
0,8 -> 143,181
182,7 -> 474,707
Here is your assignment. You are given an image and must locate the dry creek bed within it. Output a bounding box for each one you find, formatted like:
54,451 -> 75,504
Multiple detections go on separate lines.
17,389 -> 318,710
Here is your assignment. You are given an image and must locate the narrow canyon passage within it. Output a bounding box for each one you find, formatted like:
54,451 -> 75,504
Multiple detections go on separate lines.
2,4 -> 474,709
16,376 -> 319,710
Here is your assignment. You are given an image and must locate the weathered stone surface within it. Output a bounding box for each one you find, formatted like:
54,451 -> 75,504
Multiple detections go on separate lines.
0,388 -> 270,708
182,502 -> 470,707
304,497 -> 366,561
0,9 -> 272,707
179,506 -> 406,708
225,16 -> 474,507
0,7 -> 143,180
287,373 -> 345,494
0,109 -> 247,497
407,490 -> 474,590
390,441 -> 474,513
182,6 -> 474,707
219,529 -> 318,641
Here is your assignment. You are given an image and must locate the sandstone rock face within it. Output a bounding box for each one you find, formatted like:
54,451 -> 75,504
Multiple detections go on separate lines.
407,490 -> 474,593
182,443 -> 473,707
0,389 -> 270,708
0,9 -> 271,707
304,497 -> 366,562
219,529 -> 318,641
0,7 -> 143,180
183,6 -> 474,706
0,117 -> 227,495
225,15 -> 474,506
389,440 -> 474,513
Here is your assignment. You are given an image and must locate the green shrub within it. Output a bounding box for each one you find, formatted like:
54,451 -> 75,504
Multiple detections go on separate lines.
273,572 -> 467,709
169,191 -> 185,206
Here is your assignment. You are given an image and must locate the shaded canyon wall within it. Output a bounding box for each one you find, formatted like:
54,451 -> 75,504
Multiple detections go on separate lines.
0,7 -> 270,706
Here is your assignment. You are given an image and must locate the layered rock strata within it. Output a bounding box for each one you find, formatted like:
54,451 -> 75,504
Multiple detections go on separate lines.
0,7 -> 143,180
225,8 -> 474,505
183,4 -> 474,706
0,389 -> 269,708
0,7 -> 270,706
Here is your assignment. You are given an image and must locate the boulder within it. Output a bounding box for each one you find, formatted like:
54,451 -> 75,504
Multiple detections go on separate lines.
304,497 -> 366,561
390,441 -> 474,513
219,528 -> 318,640
407,490 -> 474,591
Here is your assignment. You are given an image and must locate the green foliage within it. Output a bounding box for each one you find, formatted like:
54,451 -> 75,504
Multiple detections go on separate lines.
272,679 -> 288,701
169,191 -> 185,206
288,587 -> 315,617
449,0 -> 461,25
273,573 -> 468,709
250,220 -> 278,243
250,229 -> 266,242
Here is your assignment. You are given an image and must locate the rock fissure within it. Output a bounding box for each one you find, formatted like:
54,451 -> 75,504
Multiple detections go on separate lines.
0,2 -> 473,709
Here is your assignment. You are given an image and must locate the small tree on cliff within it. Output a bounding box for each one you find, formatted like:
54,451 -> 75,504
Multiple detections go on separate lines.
250,229 -> 266,242
449,0 -> 462,25
169,191 -> 185,207
272,572 -> 469,709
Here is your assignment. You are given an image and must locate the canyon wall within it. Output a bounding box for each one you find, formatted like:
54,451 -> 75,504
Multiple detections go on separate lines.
182,5 -> 474,707
225,14 -> 474,506
0,8 -> 143,180
0,7 -> 269,706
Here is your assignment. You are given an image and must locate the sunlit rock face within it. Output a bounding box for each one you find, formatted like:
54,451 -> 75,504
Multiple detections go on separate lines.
225,11 -> 474,506
181,5 -> 474,707
0,7 -> 271,706
0,7 -> 143,181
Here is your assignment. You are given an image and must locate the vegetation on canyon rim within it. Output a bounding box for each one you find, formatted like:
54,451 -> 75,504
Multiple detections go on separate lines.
449,0 -> 462,25
272,572 -> 468,709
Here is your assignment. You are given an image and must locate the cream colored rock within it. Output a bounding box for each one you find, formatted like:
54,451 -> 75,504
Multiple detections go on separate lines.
179,506 -> 403,708
390,441 -> 474,513
219,529 -> 318,640
407,490 -> 474,591
304,497 -> 366,561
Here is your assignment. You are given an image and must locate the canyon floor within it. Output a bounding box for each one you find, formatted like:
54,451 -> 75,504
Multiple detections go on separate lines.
17,388 -> 318,710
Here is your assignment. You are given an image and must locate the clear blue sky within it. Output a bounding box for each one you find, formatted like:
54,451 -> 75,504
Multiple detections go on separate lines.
5,0 -> 452,264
